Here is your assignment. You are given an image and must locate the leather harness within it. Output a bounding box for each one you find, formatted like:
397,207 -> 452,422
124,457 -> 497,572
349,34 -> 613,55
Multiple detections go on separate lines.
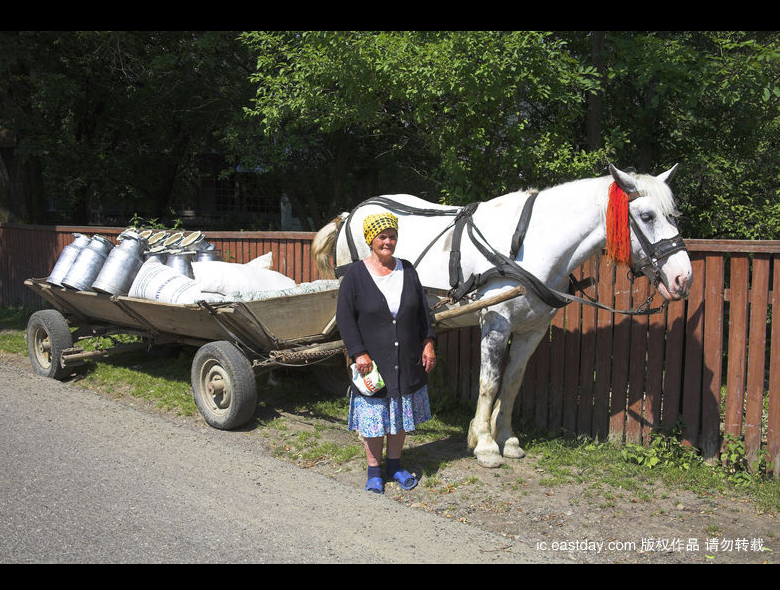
333,192 -> 687,316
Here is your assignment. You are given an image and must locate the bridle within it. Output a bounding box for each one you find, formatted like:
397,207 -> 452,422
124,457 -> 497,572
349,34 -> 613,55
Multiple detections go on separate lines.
619,183 -> 688,289
628,213 -> 687,287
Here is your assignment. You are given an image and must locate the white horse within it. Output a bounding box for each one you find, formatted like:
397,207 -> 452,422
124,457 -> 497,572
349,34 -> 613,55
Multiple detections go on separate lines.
313,164 -> 693,467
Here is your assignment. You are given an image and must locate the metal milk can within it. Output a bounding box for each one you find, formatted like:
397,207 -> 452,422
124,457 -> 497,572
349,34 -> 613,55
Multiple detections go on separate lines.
146,230 -> 169,249
180,231 -> 204,250
144,245 -> 168,263
61,235 -> 114,291
92,230 -> 148,295
47,233 -> 91,287
194,249 -> 222,262
162,231 -> 184,249
192,238 -> 221,261
165,249 -> 195,279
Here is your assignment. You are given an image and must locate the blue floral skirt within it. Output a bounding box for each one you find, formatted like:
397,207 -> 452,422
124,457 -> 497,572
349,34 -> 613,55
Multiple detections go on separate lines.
347,385 -> 431,438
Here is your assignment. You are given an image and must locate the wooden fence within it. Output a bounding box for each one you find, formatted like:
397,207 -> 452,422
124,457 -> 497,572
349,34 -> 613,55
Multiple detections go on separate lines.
1,224 -> 778,475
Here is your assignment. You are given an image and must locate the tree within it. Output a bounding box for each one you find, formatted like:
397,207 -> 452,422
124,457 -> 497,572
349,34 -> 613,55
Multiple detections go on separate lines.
3,31 -> 778,238
0,31 -> 252,224
593,31 -> 780,238
241,31 -> 780,238
240,31 -> 607,225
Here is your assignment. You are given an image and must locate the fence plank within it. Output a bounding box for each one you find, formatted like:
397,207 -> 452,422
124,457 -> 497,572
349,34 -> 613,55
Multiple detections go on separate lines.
592,258 -> 615,440
682,256 -> 705,448
562,269 -> 582,434
520,345 -> 538,427
768,257 -> 780,477
626,276 -> 649,444
609,267 -> 633,443
644,290 -> 666,442
724,254 -> 749,440
662,296 -> 686,428
744,254 -> 769,471
548,311 -> 566,433
701,255 -> 725,460
577,258 -> 598,437
533,327 -> 551,431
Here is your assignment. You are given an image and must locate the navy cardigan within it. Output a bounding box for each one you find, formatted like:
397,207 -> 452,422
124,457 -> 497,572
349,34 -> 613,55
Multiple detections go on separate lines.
336,259 -> 436,398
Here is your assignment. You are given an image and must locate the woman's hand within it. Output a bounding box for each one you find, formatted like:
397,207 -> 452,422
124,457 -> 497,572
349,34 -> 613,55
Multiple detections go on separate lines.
422,339 -> 436,373
355,353 -> 373,375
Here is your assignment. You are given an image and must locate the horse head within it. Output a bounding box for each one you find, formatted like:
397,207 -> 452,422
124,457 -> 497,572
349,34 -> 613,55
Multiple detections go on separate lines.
608,164 -> 693,301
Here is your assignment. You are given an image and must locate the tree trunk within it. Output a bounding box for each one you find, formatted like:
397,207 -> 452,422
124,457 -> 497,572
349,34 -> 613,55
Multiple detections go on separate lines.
586,32 -> 606,153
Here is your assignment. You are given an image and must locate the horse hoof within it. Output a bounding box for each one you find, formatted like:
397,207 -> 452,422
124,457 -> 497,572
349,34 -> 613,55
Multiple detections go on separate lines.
502,439 -> 526,459
475,451 -> 504,468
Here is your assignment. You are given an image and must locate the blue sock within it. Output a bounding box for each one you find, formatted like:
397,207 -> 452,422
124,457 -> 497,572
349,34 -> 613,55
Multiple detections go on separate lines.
386,458 -> 401,477
367,465 -> 382,480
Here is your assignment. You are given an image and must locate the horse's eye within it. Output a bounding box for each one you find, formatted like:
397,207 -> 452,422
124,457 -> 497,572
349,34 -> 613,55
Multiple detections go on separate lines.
640,211 -> 655,223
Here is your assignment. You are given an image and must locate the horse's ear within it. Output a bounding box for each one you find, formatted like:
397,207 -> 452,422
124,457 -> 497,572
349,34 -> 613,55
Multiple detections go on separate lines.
656,163 -> 679,185
608,163 -> 639,195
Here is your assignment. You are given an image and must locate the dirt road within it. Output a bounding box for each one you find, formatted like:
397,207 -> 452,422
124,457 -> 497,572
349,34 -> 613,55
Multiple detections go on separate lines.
0,357 -> 561,564
2,349 -> 776,564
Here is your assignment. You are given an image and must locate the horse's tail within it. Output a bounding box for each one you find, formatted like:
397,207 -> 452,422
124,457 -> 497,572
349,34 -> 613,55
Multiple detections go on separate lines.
312,212 -> 349,279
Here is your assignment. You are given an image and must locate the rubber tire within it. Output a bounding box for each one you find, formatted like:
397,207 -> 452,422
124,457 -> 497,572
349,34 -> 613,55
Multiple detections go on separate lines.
26,309 -> 74,380
191,341 -> 257,430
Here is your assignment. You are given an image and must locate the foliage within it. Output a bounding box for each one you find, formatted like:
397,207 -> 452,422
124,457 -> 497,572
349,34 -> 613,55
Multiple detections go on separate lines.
0,31 -> 252,224
241,31 -> 609,211
720,434 -> 770,486
600,31 -> 780,239
239,31 -> 780,236
620,424 -> 774,492
621,423 -> 701,471
2,31 -> 780,238
0,305 -> 35,354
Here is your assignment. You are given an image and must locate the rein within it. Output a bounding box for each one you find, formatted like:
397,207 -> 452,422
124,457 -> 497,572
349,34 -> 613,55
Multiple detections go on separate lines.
335,186 -> 685,317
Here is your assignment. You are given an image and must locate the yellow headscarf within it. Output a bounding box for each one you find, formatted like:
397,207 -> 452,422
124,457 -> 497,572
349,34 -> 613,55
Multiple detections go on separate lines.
363,212 -> 399,246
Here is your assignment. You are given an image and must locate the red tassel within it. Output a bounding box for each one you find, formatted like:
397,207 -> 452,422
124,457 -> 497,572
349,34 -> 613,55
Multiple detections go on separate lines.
606,182 -> 631,265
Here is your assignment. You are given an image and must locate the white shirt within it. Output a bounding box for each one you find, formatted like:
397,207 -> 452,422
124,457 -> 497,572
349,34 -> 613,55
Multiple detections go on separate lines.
366,258 -> 404,317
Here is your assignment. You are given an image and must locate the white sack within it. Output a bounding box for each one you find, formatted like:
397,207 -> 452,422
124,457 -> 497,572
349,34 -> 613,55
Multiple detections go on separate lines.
191,252 -> 295,295
245,251 -> 273,269
128,259 -> 204,304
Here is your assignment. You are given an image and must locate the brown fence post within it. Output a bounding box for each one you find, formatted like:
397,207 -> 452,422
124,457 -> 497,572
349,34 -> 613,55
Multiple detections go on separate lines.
745,254 -> 770,472
768,256 -> 780,479
701,254 -> 725,461
724,254 -> 749,442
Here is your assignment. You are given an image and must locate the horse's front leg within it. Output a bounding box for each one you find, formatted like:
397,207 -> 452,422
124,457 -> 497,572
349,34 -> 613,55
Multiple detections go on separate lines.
491,328 -> 547,459
467,312 -> 510,468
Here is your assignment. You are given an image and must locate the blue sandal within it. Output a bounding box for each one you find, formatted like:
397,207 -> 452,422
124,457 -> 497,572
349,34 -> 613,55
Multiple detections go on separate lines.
365,476 -> 384,494
391,469 -> 418,491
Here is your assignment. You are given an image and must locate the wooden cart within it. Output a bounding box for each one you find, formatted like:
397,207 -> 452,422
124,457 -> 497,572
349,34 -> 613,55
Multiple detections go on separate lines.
24,277 -> 346,430
24,277 -> 524,430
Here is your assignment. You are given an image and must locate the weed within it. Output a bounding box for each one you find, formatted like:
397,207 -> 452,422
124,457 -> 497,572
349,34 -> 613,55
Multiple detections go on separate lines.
621,423 -> 700,471
720,434 -> 770,486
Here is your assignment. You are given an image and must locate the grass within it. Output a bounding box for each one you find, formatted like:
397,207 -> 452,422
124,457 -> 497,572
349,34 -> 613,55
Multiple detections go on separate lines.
2,304 -> 779,515
77,346 -> 199,415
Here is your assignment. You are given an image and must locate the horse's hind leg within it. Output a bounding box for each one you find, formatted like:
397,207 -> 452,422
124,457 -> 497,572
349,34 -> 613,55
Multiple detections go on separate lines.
467,311 -> 511,468
491,328 -> 547,459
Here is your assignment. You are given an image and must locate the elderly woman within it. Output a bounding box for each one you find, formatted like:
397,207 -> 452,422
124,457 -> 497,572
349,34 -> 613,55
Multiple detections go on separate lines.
336,211 -> 436,494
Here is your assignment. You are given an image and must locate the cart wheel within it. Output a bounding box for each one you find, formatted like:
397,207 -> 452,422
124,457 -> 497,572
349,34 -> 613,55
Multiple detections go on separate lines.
191,341 -> 257,430
26,309 -> 74,380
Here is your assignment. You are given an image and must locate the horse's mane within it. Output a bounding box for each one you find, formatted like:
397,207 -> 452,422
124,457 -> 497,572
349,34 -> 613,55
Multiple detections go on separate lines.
628,172 -> 681,218
537,171 -> 679,217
